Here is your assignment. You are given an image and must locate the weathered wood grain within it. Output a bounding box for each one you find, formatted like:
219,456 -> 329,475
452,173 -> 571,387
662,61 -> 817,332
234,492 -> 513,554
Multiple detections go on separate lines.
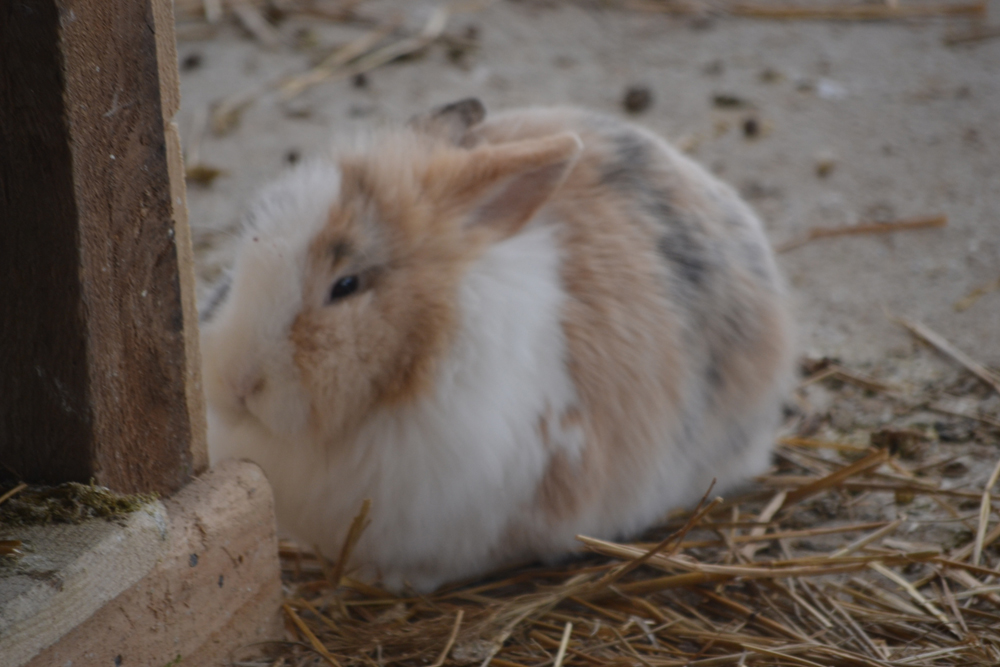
0,0 -> 203,494
153,0 -> 210,476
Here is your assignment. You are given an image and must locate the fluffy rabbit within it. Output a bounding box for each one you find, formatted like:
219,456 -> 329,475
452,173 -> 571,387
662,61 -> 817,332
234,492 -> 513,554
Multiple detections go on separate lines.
201,99 -> 795,592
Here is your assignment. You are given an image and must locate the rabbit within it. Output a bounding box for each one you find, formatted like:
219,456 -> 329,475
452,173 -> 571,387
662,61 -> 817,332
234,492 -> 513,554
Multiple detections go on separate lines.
200,98 -> 795,592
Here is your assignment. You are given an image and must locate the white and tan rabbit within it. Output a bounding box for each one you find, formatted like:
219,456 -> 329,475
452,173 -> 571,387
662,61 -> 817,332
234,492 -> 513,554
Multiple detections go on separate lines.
200,99 -> 795,592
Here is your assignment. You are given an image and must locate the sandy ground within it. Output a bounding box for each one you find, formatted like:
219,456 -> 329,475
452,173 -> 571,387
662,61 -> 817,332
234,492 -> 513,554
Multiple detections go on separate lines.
177,0 -> 1000,367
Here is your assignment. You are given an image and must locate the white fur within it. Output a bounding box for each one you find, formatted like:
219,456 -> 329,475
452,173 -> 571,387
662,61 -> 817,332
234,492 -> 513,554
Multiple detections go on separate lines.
204,161 -> 340,443
208,221 -> 581,590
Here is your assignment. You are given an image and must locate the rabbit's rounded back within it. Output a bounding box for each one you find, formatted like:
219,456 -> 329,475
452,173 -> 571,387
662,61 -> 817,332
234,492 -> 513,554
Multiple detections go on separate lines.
201,101 -> 794,591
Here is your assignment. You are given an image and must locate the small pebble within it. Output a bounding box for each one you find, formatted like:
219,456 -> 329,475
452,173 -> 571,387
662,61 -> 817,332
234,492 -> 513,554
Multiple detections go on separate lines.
758,67 -> 783,83
742,116 -> 760,138
712,93 -> 748,109
816,78 -> 848,100
622,86 -> 653,114
870,428 -> 922,458
180,52 -> 203,72
285,149 -> 301,165
447,44 -> 471,65
702,60 -> 724,76
940,460 -> 970,478
283,103 -> 312,120
795,78 -> 816,93
265,5 -> 287,24
352,72 -> 369,89
935,420 -> 973,443
687,13 -> 715,30
815,151 -> 837,178
446,27 -> 480,67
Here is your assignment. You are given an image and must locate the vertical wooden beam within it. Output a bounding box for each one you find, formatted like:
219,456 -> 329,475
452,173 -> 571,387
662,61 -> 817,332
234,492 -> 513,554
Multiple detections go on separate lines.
153,0 -> 210,479
0,0 -> 207,494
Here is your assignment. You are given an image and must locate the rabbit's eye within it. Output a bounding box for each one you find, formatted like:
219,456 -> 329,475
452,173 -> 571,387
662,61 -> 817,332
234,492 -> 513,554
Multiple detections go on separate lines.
329,275 -> 360,302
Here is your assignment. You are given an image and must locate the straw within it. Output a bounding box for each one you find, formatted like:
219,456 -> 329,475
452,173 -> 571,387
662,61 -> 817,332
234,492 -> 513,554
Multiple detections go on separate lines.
972,457 -> 1000,566
283,603 -> 343,666
775,215 -> 947,253
0,483 -> 27,507
896,316 -> 1000,397
330,498 -> 371,587
730,2 -> 985,20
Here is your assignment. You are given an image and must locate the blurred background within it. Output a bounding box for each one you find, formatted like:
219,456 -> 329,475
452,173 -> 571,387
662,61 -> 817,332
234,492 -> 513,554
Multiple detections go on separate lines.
174,0 -> 1000,367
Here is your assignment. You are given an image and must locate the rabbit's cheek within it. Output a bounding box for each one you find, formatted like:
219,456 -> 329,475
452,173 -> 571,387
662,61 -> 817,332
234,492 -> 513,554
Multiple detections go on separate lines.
245,367 -> 312,438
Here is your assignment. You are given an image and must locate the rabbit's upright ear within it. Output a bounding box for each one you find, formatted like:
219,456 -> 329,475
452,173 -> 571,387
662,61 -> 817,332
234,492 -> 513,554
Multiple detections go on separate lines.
449,132 -> 583,240
408,98 -> 486,146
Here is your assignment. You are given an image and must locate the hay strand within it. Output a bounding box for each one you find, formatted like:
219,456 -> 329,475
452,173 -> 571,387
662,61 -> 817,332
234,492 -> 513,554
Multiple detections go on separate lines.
954,276 -> 1000,312
428,610 -> 464,667
775,215 -> 947,253
972,456 -> 1000,566
782,448 -> 888,505
730,1 -> 985,20
895,316 -> 1000,396
552,621 -> 573,667
331,498 -> 372,587
0,483 -> 27,507
283,603 -> 343,666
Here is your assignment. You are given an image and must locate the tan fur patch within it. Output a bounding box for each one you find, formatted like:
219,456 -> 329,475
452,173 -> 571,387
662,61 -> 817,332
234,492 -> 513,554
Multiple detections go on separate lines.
471,110 -> 789,525
545,189 -> 686,521
536,448 -> 589,520
559,406 -> 584,432
452,120 -> 682,521
288,143 -> 472,440
535,405 -> 598,521
289,131 -> 581,443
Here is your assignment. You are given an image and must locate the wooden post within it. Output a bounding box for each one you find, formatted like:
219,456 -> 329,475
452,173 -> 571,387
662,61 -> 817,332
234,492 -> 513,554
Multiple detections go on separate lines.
0,0 -> 207,495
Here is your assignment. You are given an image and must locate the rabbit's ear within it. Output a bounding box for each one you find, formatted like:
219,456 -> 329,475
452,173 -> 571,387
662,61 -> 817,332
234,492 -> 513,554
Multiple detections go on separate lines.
408,98 -> 486,146
449,132 -> 583,240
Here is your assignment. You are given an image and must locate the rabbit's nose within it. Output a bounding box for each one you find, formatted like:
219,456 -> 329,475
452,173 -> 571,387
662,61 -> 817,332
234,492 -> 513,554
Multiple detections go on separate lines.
233,372 -> 265,407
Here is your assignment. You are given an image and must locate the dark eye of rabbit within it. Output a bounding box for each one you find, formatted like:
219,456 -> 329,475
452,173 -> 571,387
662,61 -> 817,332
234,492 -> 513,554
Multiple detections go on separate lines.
329,275 -> 360,302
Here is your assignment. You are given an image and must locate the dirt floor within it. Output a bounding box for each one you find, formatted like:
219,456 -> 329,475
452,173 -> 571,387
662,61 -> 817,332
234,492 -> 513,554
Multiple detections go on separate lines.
177,0 -> 1000,370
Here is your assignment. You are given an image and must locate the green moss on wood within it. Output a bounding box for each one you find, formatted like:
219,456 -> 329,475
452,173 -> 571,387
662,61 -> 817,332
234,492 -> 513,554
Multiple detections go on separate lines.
0,482 -> 157,527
